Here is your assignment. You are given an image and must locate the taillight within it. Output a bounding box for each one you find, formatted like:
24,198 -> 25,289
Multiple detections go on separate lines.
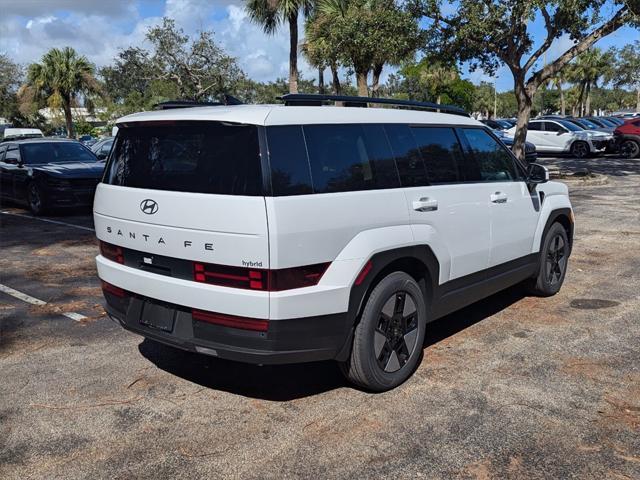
270,263 -> 330,291
193,262 -> 330,291
99,241 -> 124,264
192,309 -> 268,332
193,262 -> 269,290
101,280 -> 126,298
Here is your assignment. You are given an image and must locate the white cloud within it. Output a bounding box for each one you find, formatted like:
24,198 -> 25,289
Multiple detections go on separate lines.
0,0 -> 317,85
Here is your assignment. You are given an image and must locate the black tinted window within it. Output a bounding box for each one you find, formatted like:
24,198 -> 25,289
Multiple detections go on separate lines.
266,125 -> 313,195
529,122 -> 543,131
544,121 -> 564,132
105,122 -> 262,196
384,124 -> 427,187
303,124 -> 399,193
21,142 -> 96,164
410,127 -> 462,183
461,128 -> 517,182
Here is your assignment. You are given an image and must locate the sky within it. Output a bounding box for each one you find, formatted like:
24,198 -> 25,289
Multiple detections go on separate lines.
0,0 -> 638,92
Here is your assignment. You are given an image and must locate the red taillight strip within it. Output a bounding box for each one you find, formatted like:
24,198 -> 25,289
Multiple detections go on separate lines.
192,309 -> 268,332
101,280 -> 127,298
99,241 -> 124,264
193,261 -> 329,291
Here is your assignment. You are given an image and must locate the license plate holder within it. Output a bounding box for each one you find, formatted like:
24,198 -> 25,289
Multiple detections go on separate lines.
139,300 -> 176,333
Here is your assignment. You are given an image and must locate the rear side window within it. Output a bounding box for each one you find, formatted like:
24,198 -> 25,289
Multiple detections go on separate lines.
544,121 -> 564,132
384,124 -> 427,187
461,128 -> 517,182
410,127 -> 463,183
105,122 -> 262,196
266,126 -> 313,195
303,124 -> 400,193
529,122 -> 543,131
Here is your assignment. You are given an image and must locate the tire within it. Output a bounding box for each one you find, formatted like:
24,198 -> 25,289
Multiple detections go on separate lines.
570,141 -> 590,159
620,139 -> 640,159
340,271 -> 427,392
27,182 -> 47,215
526,223 -> 569,297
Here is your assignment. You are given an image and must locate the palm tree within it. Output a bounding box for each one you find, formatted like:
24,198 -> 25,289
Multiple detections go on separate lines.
246,0 -> 314,94
548,72 -> 566,115
20,47 -> 101,138
565,48 -> 612,116
419,62 -> 459,105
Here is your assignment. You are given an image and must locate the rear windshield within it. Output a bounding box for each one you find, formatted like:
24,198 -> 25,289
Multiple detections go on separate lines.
21,142 -> 97,164
104,122 -> 262,196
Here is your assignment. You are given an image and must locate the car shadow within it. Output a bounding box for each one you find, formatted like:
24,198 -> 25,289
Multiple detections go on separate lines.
138,285 -> 527,401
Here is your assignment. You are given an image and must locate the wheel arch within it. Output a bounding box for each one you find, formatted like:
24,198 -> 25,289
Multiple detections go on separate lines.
538,208 -> 574,255
335,245 -> 440,361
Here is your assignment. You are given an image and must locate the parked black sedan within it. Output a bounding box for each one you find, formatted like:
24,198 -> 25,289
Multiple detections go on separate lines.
0,138 -> 104,215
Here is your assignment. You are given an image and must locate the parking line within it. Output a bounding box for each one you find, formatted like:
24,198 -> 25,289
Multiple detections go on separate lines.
0,282 -> 87,321
0,283 -> 46,305
0,211 -> 95,232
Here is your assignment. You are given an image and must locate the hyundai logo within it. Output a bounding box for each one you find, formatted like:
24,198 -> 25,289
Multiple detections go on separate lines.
140,199 -> 159,215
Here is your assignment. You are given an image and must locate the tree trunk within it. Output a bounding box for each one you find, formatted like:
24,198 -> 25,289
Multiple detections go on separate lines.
371,63 -> 383,95
288,14 -> 299,94
558,85 -> 565,116
63,97 -> 74,138
636,87 -> 640,112
585,82 -> 591,116
512,80 -> 533,162
356,70 -> 368,97
436,94 -> 441,104
331,63 -> 341,95
318,67 -> 325,94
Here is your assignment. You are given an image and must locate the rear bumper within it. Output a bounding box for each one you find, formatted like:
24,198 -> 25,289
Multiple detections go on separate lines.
47,186 -> 97,207
104,291 -> 350,364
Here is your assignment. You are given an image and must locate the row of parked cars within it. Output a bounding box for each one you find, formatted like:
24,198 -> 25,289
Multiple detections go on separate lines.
1,111 -> 639,216
482,115 -> 640,159
0,130 -> 114,214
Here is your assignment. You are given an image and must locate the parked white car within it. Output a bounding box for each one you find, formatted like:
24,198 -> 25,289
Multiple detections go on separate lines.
95,95 -> 574,391
2,128 -> 44,141
507,119 -> 611,158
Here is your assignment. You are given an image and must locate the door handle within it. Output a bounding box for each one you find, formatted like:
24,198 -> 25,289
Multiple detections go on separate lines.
413,197 -> 438,212
490,192 -> 508,204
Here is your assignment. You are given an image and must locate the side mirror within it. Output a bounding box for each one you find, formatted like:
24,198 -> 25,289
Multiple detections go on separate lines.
97,152 -> 107,160
527,163 -> 549,185
5,158 -> 22,166
556,130 -> 565,135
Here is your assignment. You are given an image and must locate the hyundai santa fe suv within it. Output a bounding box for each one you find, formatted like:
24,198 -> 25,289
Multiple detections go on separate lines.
95,95 -> 573,391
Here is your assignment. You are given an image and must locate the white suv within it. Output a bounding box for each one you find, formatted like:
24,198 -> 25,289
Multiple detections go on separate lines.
95,95 -> 573,391
508,119 -> 611,158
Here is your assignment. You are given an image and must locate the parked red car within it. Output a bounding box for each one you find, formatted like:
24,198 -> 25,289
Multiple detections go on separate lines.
614,118 -> 640,158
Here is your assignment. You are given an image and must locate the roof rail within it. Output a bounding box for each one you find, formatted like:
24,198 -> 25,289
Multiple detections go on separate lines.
153,95 -> 244,110
278,93 -> 469,117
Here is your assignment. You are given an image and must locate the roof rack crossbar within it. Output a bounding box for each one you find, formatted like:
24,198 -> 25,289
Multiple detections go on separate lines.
153,94 -> 244,110
277,94 -> 469,117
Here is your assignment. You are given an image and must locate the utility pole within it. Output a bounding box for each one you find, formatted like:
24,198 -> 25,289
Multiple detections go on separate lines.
493,77 -> 497,119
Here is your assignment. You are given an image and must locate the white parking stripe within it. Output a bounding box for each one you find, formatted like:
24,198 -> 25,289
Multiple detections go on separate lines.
0,210 -> 95,232
0,283 -> 46,305
0,282 -> 87,322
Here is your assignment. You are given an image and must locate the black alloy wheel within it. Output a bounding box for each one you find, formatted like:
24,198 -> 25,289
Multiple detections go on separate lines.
374,291 -> 420,373
545,234 -> 567,286
620,139 -> 640,159
571,141 -> 589,159
28,182 -> 45,215
340,271 -> 427,391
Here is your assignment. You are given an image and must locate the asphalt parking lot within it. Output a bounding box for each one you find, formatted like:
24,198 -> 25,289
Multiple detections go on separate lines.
1,155 -> 639,479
